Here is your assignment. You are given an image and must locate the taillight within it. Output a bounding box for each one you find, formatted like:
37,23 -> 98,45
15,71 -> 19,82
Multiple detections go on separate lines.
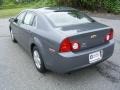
59,38 -> 80,53
59,38 -> 71,52
104,29 -> 113,42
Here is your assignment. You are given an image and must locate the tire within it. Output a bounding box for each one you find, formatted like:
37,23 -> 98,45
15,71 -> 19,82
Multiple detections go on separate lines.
32,46 -> 46,73
10,30 -> 17,43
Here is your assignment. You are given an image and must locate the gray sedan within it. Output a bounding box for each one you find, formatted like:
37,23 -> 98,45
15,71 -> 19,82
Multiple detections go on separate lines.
9,7 -> 115,73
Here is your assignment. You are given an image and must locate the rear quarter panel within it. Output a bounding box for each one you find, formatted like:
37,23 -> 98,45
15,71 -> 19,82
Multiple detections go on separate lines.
30,16 -> 64,67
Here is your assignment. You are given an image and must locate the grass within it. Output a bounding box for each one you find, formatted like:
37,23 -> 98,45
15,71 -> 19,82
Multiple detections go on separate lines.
0,8 -> 28,18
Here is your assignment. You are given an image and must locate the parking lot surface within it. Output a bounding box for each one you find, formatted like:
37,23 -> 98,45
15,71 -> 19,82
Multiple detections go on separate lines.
0,17 -> 120,90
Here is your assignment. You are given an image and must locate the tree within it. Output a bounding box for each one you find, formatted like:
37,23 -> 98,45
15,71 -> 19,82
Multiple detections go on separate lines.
57,0 -> 80,7
0,0 -> 3,5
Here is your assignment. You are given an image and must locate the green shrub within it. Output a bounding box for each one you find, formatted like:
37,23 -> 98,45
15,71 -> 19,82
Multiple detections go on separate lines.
59,0 -> 120,13
0,0 -> 3,5
0,0 -> 120,14
32,0 -> 57,8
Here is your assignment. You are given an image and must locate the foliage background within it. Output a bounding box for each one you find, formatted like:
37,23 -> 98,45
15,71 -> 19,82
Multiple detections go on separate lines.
0,0 -> 120,13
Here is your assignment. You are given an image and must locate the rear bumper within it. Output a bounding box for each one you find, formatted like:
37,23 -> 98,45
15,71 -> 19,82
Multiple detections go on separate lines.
46,40 -> 115,73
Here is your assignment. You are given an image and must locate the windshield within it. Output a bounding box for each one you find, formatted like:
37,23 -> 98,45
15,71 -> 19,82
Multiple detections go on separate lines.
45,11 -> 93,27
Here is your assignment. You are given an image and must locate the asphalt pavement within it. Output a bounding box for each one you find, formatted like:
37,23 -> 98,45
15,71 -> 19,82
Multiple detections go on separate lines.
0,16 -> 120,90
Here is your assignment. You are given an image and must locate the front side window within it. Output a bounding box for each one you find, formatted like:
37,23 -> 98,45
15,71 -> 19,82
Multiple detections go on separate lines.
16,12 -> 26,23
45,11 -> 93,27
24,12 -> 35,25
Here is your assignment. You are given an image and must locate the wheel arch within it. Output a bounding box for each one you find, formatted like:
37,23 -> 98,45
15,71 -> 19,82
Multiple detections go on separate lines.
30,36 -> 50,68
30,43 -> 36,54
30,37 -> 45,56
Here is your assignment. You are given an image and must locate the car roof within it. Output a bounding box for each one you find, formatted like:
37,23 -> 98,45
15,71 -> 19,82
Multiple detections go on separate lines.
26,7 -> 77,14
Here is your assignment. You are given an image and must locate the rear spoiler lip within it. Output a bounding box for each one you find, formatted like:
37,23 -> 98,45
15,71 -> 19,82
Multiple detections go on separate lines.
59,26 -> 112,42
77,27 -> 112,34
65,27 -> 112,38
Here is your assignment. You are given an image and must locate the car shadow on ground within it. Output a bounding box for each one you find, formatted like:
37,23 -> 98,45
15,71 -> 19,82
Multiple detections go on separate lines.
44,60 -> 120,84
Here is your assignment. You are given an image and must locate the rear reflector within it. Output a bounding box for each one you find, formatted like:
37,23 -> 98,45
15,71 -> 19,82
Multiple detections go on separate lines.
71,41 -> 80,51
59,38 -> 80,53
104,29 -> 113,42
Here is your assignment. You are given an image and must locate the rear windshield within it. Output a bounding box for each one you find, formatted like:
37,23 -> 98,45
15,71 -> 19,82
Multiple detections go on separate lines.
45,11 -> 93,27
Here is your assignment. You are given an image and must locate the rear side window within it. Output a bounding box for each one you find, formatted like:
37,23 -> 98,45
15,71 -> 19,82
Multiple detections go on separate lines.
32,16 -> 37,27
24,12 -> 35,25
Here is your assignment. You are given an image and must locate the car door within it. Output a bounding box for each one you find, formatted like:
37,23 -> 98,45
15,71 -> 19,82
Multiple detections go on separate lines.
19,11 -> 36,51
11,11 -> 26,42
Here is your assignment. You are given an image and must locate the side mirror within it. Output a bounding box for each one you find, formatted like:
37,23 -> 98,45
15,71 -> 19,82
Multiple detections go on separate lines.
9,18 -> 18,23
9,18 -> 14,22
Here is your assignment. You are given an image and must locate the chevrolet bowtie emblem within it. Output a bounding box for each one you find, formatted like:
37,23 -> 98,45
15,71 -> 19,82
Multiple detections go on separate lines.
91,34 -> 97,39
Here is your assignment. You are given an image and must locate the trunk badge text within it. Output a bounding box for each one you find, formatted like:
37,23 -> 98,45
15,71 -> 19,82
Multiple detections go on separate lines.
81,43 -> 87,48
49,48 -> 56,53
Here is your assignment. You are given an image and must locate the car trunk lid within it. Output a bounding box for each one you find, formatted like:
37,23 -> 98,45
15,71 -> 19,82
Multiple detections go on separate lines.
58,22 -> 112,51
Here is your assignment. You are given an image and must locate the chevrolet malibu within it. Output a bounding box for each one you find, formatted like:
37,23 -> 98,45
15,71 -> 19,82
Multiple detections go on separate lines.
9,7 -> 115,73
